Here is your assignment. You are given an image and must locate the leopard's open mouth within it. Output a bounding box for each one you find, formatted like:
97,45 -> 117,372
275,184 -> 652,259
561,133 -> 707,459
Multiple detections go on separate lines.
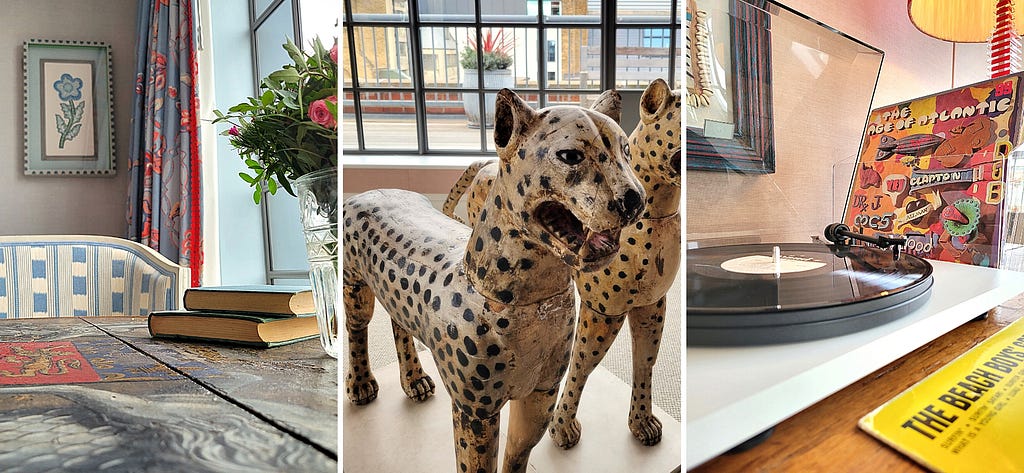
535,201 -> 621,269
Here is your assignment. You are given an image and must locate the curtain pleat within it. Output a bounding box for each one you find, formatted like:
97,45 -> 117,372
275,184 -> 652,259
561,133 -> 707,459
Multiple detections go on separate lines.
126,0 -> 202,286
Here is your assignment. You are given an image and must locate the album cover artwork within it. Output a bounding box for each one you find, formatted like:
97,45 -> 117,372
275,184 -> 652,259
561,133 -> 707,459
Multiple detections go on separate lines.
843,73 -> 1024,267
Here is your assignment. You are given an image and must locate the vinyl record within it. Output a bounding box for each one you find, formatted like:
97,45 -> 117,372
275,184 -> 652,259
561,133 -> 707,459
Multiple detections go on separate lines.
687,243 -> 933,346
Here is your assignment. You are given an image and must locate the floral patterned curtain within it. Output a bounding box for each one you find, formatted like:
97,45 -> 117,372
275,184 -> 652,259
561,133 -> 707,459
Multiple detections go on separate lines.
126,0 -> 202,286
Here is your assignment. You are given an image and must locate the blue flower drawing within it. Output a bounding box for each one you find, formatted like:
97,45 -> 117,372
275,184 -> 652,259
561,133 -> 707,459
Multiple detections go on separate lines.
53,73 -> 83,101
52,73 -> 86,148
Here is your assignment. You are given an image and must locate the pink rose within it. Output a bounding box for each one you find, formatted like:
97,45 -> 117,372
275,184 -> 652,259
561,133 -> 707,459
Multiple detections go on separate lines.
329,43 -> 338,63
309,97 -> 337,129
228,126 -> 240,136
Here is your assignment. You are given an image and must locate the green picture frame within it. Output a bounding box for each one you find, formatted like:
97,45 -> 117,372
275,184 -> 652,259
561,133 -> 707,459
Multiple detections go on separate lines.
23,39 -> 115,176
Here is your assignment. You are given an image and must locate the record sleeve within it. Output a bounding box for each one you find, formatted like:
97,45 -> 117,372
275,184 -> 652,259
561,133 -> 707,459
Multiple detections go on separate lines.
842,73 -> 1024,268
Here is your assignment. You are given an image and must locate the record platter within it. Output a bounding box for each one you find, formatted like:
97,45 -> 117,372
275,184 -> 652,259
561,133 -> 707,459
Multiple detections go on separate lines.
687,224 -> 935,345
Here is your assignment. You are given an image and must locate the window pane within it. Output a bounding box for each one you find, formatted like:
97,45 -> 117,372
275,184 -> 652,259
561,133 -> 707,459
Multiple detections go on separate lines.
420,26 -> 470,88
352,0 -> 408,19
546,28 -> 600,89
299,0 -> 341,50
353,26 -> 413,87
544,0 -> 600,23
614,27 -> 677,90
482,1 -> 533,23
617,0 -> 672,22
266,192 -> 309,272
674,36 -> 682,89
342,32 -> 353,87
359,92 -> 418,150
545,92 -> 591,108
425,102 -> 484,151
273,278 -> 312,286
419,0 -> 475,22
342,94 -> 357,150
255,1 -> 296,80
256,0 -> 276,18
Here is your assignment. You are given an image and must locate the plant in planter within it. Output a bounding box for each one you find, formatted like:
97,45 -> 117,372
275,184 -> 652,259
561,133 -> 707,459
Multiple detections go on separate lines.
461,29 -> 515,128
213,36 -> 338,206
213,37 -> 340,357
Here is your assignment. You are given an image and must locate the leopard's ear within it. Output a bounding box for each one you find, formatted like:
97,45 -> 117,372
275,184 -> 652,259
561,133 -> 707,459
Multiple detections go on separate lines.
494,88 -> 539,161
639,78 -> 671,125
590,89 -> 622,124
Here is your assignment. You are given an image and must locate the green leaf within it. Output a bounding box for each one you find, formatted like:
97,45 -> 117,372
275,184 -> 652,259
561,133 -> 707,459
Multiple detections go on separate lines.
268,68 -> 302,84
283,38 -> 307,71
55,115 -> 66,132
67,124 -> 82,140
238,172 -> 256,184
281,94 -> 299,109
228,103 -> 256,113
253,188 -> 262,204
61,102 -> 73,117
245,158 -> 261,169
74,102 -> 85,122
261,90 -> 275,106
213,109 -> 225,119
268,178 -> 278,194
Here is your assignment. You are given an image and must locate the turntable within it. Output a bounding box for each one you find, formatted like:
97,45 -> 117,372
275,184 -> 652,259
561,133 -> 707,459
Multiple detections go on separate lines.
688,224 -> 934,346
685,0 -> 1024,468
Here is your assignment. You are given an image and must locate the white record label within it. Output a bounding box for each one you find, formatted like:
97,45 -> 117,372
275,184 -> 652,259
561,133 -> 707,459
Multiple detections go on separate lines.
720,254 -> 827,274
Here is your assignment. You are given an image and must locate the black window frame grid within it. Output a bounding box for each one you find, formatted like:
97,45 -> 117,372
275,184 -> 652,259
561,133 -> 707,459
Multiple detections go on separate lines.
342,0 -> 681,156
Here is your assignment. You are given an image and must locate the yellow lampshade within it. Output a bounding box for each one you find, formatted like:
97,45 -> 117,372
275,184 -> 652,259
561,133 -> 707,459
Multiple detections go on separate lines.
908,0 -> 1024,42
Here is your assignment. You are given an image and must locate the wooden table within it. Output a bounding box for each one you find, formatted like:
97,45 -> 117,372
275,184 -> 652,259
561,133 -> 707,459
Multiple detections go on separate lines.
0,317 -> 337,472
692,294 -> 1024,471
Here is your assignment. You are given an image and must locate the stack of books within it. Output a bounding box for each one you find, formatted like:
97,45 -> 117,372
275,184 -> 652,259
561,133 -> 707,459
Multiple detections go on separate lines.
148,285 -> 318,347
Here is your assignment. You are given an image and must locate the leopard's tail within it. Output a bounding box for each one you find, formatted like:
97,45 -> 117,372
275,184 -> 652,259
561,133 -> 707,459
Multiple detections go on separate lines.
442,159 -> 496,225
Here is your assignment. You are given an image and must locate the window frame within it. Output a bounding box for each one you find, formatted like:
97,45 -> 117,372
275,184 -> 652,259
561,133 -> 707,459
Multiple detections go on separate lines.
342,0 -> 681,156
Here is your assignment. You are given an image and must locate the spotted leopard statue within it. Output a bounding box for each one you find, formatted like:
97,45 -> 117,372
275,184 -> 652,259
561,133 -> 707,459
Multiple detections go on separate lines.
342,88 -> 645,473
441,78 -> 682,448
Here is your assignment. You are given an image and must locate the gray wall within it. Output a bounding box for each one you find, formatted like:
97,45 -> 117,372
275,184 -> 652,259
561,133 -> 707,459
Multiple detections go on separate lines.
0,0 -> 137,236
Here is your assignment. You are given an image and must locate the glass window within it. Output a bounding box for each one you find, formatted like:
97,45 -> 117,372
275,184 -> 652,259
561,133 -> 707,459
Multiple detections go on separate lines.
615,27 -> 677,90
299,0 -> 341,50
255,1 -> 294,79
342,0 -> 680,155
642,28 -> 671,48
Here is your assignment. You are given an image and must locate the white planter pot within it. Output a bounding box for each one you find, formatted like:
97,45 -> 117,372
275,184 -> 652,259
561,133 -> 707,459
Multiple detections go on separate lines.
462,68 -> 515,129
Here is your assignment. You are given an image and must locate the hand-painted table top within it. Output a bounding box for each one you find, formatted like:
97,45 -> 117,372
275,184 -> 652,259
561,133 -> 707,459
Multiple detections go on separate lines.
0,316 -> 337,473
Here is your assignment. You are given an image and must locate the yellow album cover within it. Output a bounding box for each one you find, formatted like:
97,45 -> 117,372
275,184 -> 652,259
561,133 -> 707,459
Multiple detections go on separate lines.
859,317 -> 1024,472
843,73 -> 1024,267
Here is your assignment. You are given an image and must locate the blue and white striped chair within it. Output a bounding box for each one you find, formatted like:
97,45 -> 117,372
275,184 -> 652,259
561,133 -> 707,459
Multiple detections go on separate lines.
0,235 -> 188,318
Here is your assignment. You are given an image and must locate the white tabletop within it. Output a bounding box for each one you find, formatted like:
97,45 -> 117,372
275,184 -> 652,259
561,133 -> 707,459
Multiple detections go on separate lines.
686,260 -> 1024,469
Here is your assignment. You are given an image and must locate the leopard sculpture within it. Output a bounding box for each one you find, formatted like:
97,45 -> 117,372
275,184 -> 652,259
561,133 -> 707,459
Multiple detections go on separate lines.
441,78 -> 682,448
342,88 -> 645,473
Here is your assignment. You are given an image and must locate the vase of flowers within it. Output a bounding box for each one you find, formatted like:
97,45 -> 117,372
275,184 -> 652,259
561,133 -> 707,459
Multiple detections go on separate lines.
213,37 -> 339,358
461,29 -> 515,128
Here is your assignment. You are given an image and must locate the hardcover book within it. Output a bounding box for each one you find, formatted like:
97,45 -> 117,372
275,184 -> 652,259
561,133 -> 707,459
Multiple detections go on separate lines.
148,310 -> 318,348
183,285 -> 314,316
859,317 -> 1024,471
842,73 -> 1024,267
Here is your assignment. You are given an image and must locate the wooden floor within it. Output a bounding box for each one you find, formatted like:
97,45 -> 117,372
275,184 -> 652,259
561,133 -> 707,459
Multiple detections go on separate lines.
692,292 -> 1024,472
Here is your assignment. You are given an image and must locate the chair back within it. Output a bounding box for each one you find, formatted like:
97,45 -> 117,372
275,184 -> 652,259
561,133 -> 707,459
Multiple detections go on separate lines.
0,235 -> 188,318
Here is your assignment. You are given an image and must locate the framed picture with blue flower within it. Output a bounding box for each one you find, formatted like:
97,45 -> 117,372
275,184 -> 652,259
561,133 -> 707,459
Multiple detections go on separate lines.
23,39 -> 114,176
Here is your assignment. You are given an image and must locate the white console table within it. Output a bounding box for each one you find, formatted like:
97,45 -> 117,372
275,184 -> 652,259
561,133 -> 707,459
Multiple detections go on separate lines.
686,260 -> 1024,469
